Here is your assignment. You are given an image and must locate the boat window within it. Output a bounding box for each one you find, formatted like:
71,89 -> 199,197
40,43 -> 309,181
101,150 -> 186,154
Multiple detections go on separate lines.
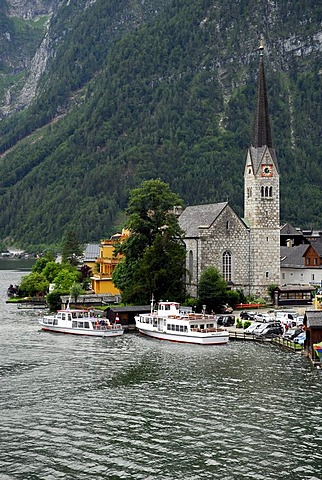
171,325 -> 175,331
77,322 -> 84,328
184,326 -> 188,332
207,323 -> 214,328
167,325 -> 170,330
179,325 -> 184,332
175,325 -> 180,331
53,319 -> 58,326
57,313 -> 62,320
72,321 -> 77,328
84,322 -> 89,329
68,314 -> 72,321
72,313 -> 77,318
200,324 -> 204,329
165,305 -> 170,311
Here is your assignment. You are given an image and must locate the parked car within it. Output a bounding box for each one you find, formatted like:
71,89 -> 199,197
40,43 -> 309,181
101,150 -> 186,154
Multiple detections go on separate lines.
240,311 -> 255,320
216,315 -> 235,327
217,304 -> 233,314
254,312 -> 273,323
244,322 -> 262,335
293,332 -> 306,345
255,321 -> 283,338
283,328 -> 303,341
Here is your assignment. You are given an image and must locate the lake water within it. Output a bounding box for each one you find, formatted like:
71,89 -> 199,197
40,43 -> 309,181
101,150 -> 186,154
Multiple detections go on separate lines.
1,261 -> 322,480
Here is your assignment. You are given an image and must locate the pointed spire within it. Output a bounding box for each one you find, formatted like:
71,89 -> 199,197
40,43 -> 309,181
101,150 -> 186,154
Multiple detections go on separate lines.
252,36 -> 273,148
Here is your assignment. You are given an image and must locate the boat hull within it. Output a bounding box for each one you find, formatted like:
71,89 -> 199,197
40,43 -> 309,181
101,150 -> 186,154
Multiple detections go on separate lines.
39,324 -> 124,337
137,328 -> 228,345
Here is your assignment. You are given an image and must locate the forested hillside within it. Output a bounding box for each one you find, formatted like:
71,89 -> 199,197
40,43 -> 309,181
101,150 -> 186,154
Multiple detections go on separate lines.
0,0 -> 321,251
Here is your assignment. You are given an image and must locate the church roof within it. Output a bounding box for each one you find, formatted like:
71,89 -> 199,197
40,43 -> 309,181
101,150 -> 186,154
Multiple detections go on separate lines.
178,202 -> 228,237
248,46 -> 279,175
252,54 -> 272,149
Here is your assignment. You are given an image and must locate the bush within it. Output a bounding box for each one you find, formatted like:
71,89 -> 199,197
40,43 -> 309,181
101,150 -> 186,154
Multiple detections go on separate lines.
243,320 -> 251,329
236,319 -> 243,328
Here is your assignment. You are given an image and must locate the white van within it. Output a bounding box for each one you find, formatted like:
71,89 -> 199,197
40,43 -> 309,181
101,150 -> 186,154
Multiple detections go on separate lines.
275,311 -> 298,326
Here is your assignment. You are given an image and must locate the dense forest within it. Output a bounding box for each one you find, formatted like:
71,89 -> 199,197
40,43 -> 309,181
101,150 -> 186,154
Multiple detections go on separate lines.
0,0 -> 321,251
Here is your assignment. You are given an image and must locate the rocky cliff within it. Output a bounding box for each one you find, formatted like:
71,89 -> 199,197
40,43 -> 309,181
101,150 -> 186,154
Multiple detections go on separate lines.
0,0 -> 62,116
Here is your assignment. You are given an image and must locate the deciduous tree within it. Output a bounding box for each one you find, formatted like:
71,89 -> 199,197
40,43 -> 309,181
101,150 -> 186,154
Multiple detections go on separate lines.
113,179 -> 186,304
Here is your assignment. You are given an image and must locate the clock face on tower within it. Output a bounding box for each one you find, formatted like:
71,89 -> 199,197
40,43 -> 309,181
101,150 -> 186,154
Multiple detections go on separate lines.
261,164 -> 273,177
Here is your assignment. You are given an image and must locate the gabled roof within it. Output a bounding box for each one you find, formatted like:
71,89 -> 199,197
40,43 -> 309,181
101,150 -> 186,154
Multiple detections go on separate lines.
280,223 -> 304,237
84,243 -> 100,261
280,245 -> 309,268
310,238 -> 322,257
178,202 -> 228,237
304,310 -> 322,328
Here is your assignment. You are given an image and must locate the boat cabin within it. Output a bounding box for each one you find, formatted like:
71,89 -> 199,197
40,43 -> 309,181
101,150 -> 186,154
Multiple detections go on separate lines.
156,302 -> 181,317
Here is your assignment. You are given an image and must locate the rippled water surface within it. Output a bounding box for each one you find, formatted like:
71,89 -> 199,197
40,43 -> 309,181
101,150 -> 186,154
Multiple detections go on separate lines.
1,265 -> 322,480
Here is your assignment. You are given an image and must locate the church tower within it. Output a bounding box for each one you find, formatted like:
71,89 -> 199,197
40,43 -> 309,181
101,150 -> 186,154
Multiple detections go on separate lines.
244,40 -> 280,295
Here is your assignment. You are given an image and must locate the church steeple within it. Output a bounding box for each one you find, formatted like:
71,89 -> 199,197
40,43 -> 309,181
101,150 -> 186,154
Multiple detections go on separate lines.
252,38 -> 273,149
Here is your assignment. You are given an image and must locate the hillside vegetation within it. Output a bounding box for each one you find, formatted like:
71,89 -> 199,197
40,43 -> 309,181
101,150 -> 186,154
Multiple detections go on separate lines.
0,0 -> 321,250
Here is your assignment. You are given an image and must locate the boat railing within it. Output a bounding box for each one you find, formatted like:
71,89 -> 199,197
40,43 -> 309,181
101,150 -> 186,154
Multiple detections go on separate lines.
190,327 -> 225,333
93,323 -> 123,330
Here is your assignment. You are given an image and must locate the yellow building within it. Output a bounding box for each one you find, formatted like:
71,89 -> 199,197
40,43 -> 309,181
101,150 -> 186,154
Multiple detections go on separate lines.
91,230 -> 129,295
313,294 -> 322,310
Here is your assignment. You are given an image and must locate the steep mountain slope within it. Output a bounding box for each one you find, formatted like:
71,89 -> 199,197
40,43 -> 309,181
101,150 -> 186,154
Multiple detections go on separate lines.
0,0 -> 321,250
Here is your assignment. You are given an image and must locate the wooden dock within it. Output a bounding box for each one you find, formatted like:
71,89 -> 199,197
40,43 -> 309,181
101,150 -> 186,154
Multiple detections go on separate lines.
228,329 -> 271,342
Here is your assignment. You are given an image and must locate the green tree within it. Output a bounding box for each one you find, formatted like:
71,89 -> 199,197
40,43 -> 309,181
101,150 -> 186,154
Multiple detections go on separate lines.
70,281 -> 83,304
61,230 -> 83,266
32,251 -> 56,273
19,272 -> 49,297
198,267 -> 228,312
52,267 -> 81,293
42,261 -> 63,283
112,179 -> 186,304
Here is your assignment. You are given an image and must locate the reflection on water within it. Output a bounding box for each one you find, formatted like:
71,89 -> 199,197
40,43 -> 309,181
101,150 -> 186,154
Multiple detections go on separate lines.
1,269 -> 322,479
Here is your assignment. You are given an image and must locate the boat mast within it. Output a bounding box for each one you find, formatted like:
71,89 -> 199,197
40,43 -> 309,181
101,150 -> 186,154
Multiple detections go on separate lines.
150,294 -> 155,314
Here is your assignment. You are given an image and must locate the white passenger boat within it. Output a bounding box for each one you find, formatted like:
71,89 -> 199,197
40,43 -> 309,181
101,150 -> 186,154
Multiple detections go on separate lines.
39,309 -> 124,337
135,301 -> 229,345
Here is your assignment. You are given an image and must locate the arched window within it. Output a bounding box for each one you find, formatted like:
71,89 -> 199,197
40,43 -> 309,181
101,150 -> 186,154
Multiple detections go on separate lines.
188,250 -> 193,283
261,186 -> 273,198
222,251 -> 232,282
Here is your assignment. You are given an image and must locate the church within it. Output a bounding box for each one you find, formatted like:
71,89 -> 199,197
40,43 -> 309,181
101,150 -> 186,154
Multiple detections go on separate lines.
179,44 -> 280,298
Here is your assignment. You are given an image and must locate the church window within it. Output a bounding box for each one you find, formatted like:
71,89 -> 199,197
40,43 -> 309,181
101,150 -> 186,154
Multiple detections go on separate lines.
282,273 -> 285,280
261,186 -> 273,198
265,272 -> 269,278
188,250 -> 193,283
306,258 -> 310,265
266,237 -> 269,241
314,258 -> 317,265
247,187 -> 252,198
222,251 -> 232,282
312,274 -> 315,281
226,220 -> 230,230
